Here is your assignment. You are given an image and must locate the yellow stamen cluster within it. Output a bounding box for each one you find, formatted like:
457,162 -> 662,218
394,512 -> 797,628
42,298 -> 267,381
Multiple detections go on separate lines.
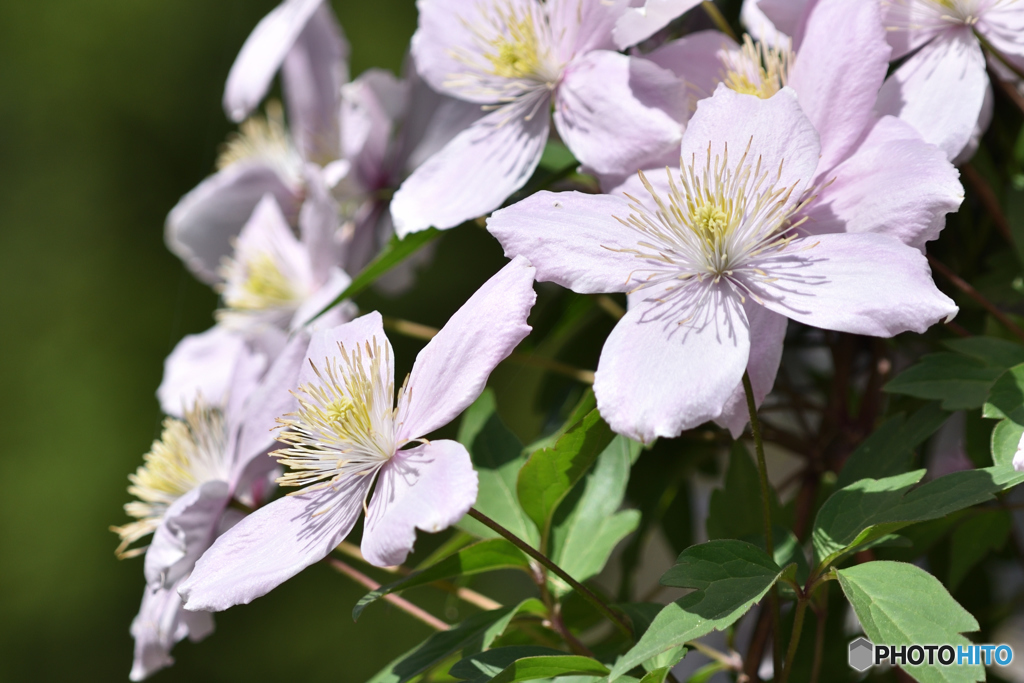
216,100 -> 298,171
220,251 -> 300,313
275,338 -> 398,494
111,401 -> 228,559
484,9 -> 542,79
722,34 -> 792,100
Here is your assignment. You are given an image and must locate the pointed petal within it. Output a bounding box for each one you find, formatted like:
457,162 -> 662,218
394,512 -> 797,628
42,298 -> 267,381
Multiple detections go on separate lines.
398,257 -> 535,441
291,267 -> 352,330
178,480 -> 370,611
681,85 -> 820,196
750,233 -> 958,336
594,287 -> 751,443
298,164 -> 344,286
789,0 -> 891,172
713,302 -> 787,438
487,190 -> 638,293
281,4 -> 349,161
300,311 -> 392,388
165,163 -> 300,284
397,73 -> 486,174
145,481 -> 230,590
158,326 -> 249,417
362,440 -> 478,566
613,0 -> 703,49
129,581 -> 213,682
223,0 -> 325,122
555,51 -> 684,176
804,115 -> 963,249
876,28 -> 989,161
391,101 -> 549,235
647,30 -> 737,103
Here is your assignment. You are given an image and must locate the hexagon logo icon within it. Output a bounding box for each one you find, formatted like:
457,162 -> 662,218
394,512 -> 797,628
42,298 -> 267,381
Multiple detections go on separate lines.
848,637 -> 874,672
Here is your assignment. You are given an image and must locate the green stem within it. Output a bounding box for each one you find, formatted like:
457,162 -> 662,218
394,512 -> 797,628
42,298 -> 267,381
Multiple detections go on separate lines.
742,371 -> 782,678
702,1 -> 738,42
809,584 -> 830,683
468,508 -> 633,639
779,597 -> 809,683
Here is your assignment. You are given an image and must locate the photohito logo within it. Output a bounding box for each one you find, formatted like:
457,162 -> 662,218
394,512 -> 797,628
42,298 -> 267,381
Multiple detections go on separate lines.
848,638 -> 1014,671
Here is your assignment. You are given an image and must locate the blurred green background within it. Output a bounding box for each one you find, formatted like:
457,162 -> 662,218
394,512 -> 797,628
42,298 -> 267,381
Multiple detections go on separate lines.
0,1 -> 527,680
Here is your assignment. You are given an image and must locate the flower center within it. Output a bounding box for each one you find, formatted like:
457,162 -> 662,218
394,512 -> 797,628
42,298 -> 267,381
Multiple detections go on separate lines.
721,35 -> 791,100
217,100 -> 304,187
610,139 -> 811,323
112,401 -> 229,559
484,12 -> 542,79
275,337 -> 398,494
229,251 -> 301,311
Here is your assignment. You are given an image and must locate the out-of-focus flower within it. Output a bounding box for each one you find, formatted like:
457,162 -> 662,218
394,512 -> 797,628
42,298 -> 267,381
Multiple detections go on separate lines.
488,87 -> 958,443
877,0 -> 1024,162
391,0 -> 687,235
178,257 -> 537,612
112,336 -> 282,679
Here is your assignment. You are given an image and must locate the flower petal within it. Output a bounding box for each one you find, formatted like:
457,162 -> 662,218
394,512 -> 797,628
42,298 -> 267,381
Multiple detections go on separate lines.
223,0 -> 325,123
789,0 -> 891,172
165,163 -> 300,284
554,51 -> 685,176
281,4 -> 349,161
681,85 -> 820,196
803,115 -> 963,249
300,311 -> 393,389
741,0 -> 789,47
145,481 -> 230,590
549,0 -> 628,57
713,302 -> 788,438
612,0 -> 703,49
129,580 -> 214,682
391,100 -> 549,235
876,27 -> 989,161
362,440 -> 479,566
398,257 -> 536,441
647,30 -> 738,104
488,190 -> 639,293
291,267 -> 353,330
178,479 -> 370,612
594,286 -> 751,443
756,0 -> 813,47
750,233 -> 958,336
157,326 -> 249,417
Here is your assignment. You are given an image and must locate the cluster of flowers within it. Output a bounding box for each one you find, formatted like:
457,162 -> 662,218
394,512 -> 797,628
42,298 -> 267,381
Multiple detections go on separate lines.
112,0 -> 1024,679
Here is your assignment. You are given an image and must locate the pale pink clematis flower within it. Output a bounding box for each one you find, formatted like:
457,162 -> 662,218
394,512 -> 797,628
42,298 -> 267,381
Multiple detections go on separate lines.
391,0 -> 687,235
114,336 -> 303,679
488,87 -> 958,443
178,257 -> 537,612
877,0 -> 1024,162
613,0 -> 703,49
598,0 -> 963,435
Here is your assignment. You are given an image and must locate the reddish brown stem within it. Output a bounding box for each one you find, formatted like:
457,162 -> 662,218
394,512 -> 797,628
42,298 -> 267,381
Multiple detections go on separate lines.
327,558 -> 449,632
927,254 -> 1024,343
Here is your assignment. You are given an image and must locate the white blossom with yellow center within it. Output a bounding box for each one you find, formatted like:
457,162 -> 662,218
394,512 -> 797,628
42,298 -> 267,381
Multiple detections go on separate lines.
112,401 -> 229,559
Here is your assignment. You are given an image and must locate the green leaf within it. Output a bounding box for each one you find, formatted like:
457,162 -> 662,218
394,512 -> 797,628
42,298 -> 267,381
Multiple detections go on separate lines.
991,417 -> 1024,466
609,540 -> 783,679
539,141 -> 577,172
884,347 -> 1011,410
945,336 -> 1024,368
516,408 -> 615,542
366,599 -> 546,683
353,538 -> 529,620
706,441 -> 780,540
457,391 -> 539,547
636,667 -> 671,683
483,656 -> 609,683
522,389 -> 597,455
837,561 -> 982,683
811,465 -> 1024,568
984,362 -> 1024,422
307,228 -> 440,323
948,510 -> 1011,590
548,436 -> 642,595
450,646 -> 568,680
836,403 -> 949,489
